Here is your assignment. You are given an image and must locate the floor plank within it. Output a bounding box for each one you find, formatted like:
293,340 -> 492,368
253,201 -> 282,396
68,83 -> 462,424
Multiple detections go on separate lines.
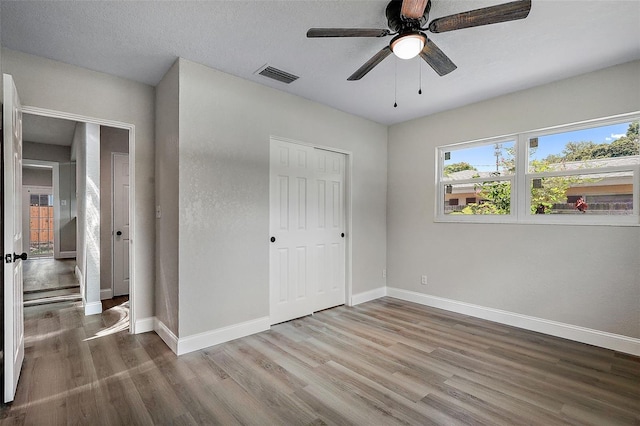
1,297 -> 638,425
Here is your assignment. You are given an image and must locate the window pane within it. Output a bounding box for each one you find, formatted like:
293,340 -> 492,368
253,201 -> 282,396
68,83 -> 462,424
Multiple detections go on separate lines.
529,121 -> 639,172
444,141 -> 515,181
444,181 -> 511,215
530,171 -> 634,215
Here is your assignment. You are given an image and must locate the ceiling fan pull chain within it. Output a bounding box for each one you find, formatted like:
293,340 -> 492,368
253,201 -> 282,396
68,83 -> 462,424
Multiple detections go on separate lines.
418,59 -> 423,95
394,58 -> 398,108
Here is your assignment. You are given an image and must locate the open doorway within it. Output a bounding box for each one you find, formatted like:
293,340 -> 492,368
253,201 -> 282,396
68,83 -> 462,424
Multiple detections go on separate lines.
20,113 -> 132,319
22,115 -> 81,308
24,185 -> 54,258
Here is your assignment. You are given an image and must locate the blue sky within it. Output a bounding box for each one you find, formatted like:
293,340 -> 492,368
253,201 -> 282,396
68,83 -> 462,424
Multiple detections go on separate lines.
445,121 -> 633,172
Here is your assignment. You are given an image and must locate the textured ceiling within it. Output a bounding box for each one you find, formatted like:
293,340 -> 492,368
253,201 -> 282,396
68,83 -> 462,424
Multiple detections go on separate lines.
2,1 -> 640,125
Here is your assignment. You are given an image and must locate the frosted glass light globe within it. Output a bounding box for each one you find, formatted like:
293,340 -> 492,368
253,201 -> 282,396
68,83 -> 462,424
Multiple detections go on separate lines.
391,34 -> 425,60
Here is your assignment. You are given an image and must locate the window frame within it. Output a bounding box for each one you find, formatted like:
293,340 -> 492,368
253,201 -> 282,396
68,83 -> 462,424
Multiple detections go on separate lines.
435,113 -> 640,226
436,134 -> 518,223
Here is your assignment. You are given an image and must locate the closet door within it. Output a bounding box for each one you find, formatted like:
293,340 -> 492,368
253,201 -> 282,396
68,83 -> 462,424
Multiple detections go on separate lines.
313,148 -> 346,312
269,140 -> 346,325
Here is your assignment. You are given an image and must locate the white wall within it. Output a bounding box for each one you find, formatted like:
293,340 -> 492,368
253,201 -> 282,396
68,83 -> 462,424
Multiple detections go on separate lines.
166,59 -> 388,340
74,124 -> 87,301
388,60 -> 640,340
2,48 -> 156,325
75,122 -> 102,314
155,60 -> 180,335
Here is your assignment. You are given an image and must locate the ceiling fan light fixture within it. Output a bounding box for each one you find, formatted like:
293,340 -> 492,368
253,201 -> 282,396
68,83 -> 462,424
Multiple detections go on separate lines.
390,33 -> 425,59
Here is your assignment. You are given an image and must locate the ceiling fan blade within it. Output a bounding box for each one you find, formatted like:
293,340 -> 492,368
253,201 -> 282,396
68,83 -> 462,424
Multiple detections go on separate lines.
428,0 -> 531,33
401,0 -> 429,19
419,39 -> 457,76
347,46 -> 392,81
307,28 -> 390,38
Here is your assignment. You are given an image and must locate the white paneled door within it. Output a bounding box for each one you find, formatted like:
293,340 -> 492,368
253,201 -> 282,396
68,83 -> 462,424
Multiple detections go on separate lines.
3,74 -> 25,403
313,149 -> 346,312
269,140 -> 346,325
112,153 -> 130,296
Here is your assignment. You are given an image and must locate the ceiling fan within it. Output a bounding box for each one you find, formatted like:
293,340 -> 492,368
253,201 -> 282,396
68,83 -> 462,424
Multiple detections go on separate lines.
307,0 -> 532,80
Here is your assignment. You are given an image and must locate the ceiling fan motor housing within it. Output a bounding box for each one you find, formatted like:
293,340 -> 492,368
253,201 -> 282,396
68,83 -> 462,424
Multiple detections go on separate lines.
386,0 -> 430,33
306,0 -> 531,80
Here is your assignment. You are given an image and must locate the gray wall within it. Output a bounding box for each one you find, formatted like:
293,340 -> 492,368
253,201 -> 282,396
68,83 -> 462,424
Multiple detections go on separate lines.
100,126 -> 129,294
155,60 -> 180,335
22,167 -> 52,186
387,60 -> 640,339
58,162 -> 76,253
165,59 -> 388,338
2,48 -> 156,325
23,141 -> 70,162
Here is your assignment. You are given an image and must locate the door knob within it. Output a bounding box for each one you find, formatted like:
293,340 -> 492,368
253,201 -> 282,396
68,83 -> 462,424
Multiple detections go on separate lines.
270,236 -> 276,243
13,252 -> 27,262
341,233 -> 345,238
116,231 -> 122,236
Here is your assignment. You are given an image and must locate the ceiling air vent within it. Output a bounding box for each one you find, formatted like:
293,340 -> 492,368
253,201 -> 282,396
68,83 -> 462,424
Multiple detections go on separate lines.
256,65 -> 299,84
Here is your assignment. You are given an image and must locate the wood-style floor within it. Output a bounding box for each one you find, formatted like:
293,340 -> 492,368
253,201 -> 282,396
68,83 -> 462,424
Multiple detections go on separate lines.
1,297 -> 638,425
23,258 -> 78,293
23,258 -> 82,307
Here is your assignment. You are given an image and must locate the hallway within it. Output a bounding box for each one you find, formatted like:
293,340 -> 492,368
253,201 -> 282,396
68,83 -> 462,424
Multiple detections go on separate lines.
23,258 -> 81,307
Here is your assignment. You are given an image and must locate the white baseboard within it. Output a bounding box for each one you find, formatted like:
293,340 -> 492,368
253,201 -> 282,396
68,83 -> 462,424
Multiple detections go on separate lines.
135,317 -> 155,334
351,286 -> 387,306
154,318 -> 178,354
386,287 -> 640,356
100,288 -> 113,300
84,300 -> 102,316
176,316 -> 270,356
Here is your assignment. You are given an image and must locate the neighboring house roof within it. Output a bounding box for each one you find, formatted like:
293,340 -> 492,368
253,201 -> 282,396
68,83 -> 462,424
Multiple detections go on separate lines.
443,169 -> 503,181
444,155 -> 639,182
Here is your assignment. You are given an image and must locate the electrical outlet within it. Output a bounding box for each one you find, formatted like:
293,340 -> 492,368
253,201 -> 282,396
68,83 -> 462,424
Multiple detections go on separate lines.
421,275 -> 427,285
382,269 -> 387,278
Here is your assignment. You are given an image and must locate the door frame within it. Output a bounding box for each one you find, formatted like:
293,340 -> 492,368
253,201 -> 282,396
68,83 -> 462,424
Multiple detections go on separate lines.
22,106 -> 139,333
22,183 -> 54,258
111,152 -> 129,297
22,159 -> 64,258
268,135 -> 354,311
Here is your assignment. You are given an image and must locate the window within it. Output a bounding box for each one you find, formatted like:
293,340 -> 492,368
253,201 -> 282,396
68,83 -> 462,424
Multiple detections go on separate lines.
440,137 -> 516,220
436,114 -> 640,225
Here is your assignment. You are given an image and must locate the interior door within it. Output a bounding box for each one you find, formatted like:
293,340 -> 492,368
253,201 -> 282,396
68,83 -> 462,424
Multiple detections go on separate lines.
112,153 -> 130,297
269,141 -> 316,324
269,140 -> 346,325
313,148 -> 346,311
3,73 -> 25,403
